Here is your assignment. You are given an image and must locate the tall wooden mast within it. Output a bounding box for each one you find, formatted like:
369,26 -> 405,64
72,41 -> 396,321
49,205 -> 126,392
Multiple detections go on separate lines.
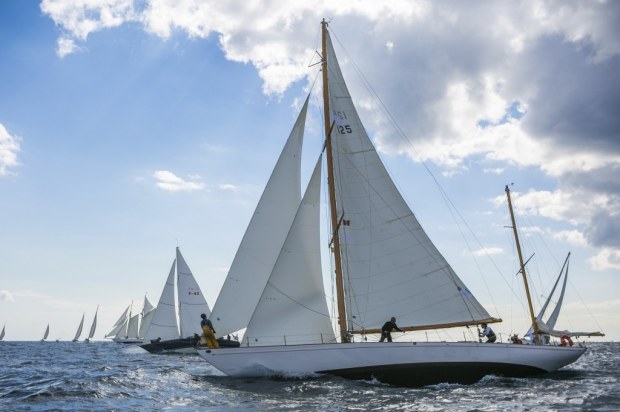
321,19 -> 350,343
505,185 -> 540,344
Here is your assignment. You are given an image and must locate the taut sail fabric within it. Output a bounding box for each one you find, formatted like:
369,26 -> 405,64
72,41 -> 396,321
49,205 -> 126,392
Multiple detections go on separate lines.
144,260 -> 179,342
244,157 -> 336,346
210,97 -> 309,338
325,31 -> 492,332
176,247 -> 211,338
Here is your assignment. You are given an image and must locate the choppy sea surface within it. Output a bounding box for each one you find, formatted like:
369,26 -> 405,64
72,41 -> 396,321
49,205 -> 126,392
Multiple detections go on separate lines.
1,341 -> 618,411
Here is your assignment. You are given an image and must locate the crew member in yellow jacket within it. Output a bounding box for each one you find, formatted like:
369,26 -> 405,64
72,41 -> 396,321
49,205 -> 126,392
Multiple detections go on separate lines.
200,313 -> 219,348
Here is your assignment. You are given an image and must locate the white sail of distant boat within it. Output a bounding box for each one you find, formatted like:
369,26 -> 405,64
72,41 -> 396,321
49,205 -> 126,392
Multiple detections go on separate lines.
524,253 -> 603,340
106,297 -> 155,344
85,306 -> 98,342
196,20 -> 603,387
140,247 -> 215,354
40,324 -> 49,342
72,313 -> 85,342
138,296 -> 155,339
105,305 -> 130,339
0,325 -> 5,341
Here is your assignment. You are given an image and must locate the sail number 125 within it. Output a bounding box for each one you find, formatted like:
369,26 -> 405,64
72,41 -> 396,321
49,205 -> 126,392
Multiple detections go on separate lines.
337,125 -> 352,134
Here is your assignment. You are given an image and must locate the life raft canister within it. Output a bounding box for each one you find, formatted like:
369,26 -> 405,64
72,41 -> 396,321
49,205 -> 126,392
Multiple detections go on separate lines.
560,335 -> 574,347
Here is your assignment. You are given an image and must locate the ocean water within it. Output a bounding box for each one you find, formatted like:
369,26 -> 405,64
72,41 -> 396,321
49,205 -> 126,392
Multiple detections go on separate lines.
1,341 -> 618,411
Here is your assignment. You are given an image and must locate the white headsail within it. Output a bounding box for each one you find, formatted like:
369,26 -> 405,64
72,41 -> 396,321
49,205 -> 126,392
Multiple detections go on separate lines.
143,260 -> 180,342
86,307 -> 98,341
72,313 -> 85,342
126,313 -> 140,339
210,96 -> 309,338
244,157 -> 336,346
176,247 -> 211,338
325,31 -> 493,332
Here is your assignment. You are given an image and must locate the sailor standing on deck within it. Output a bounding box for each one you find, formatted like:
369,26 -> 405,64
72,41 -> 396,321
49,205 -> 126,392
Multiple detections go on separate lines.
479,323 -> 496,343
379,317 -> 402,342
200,313 -> 219,349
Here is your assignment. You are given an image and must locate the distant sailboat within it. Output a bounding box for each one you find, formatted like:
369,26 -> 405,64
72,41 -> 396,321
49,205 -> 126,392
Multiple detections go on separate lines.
85,306 -> 98,343
72,313 -> 85,342
40,324 -> 49,342
140,247 -> 237,354
105,297 -> 153,344
523,252 -> 604,343
0,324 -> 5,341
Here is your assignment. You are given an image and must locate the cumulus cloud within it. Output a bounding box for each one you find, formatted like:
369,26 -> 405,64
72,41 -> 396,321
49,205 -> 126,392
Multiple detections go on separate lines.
40,0 -> 620,269
0,123 -> 20,176
0,290 -> 15,302
153,170 -> 205,192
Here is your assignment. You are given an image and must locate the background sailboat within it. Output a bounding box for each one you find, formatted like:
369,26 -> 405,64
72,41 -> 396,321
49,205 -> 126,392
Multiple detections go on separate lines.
140,247 -> 233,354
40,324 -> 49,342
0,324 -> 5,341
72,313 -> 84,342
85,306 -> 98,343
105,297 -> 153,343
196,20 -> 599,387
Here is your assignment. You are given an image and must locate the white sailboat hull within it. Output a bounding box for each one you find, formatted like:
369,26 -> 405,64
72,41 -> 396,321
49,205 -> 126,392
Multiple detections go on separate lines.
196,342 -> 586,387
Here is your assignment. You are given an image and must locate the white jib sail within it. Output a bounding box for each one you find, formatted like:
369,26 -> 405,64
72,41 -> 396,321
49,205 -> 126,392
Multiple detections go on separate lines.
210,96 -> 309,338
143,259 -> 180,342
142,296 -> 154,316
244,157 -> 336,346
87,307 -> 98,340
176,247 -> 211,338
138,296 -> 155,338
325,31 -> 492,331
73,313 -> 84,341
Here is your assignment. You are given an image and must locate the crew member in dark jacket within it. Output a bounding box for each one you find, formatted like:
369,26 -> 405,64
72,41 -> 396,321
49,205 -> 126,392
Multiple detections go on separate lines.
479,323 -> 496,343
379,317 -> 402,342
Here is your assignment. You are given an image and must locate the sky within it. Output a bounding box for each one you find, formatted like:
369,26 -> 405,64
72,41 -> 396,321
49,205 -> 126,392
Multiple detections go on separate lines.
0,0 -> 618,342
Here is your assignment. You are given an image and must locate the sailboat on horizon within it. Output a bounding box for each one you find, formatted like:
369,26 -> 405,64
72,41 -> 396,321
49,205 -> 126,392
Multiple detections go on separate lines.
0,324 -> 5,341
196,20 -> 603,387
85,306 -> 98,343
40,324 -> 49,342
140,247 -> 238,354
105,296 -> 154,344
72,313 -> 84,342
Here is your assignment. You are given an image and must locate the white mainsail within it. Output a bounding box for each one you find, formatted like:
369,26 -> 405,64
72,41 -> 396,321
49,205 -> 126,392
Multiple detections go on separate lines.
86,307 -> 98,341
244,157 -> 336,346
325,31 -> 493,332
143,260 -> 179,342
72,313 -> 85,342
210,97 -> 308,338
177,247 -> 210,338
